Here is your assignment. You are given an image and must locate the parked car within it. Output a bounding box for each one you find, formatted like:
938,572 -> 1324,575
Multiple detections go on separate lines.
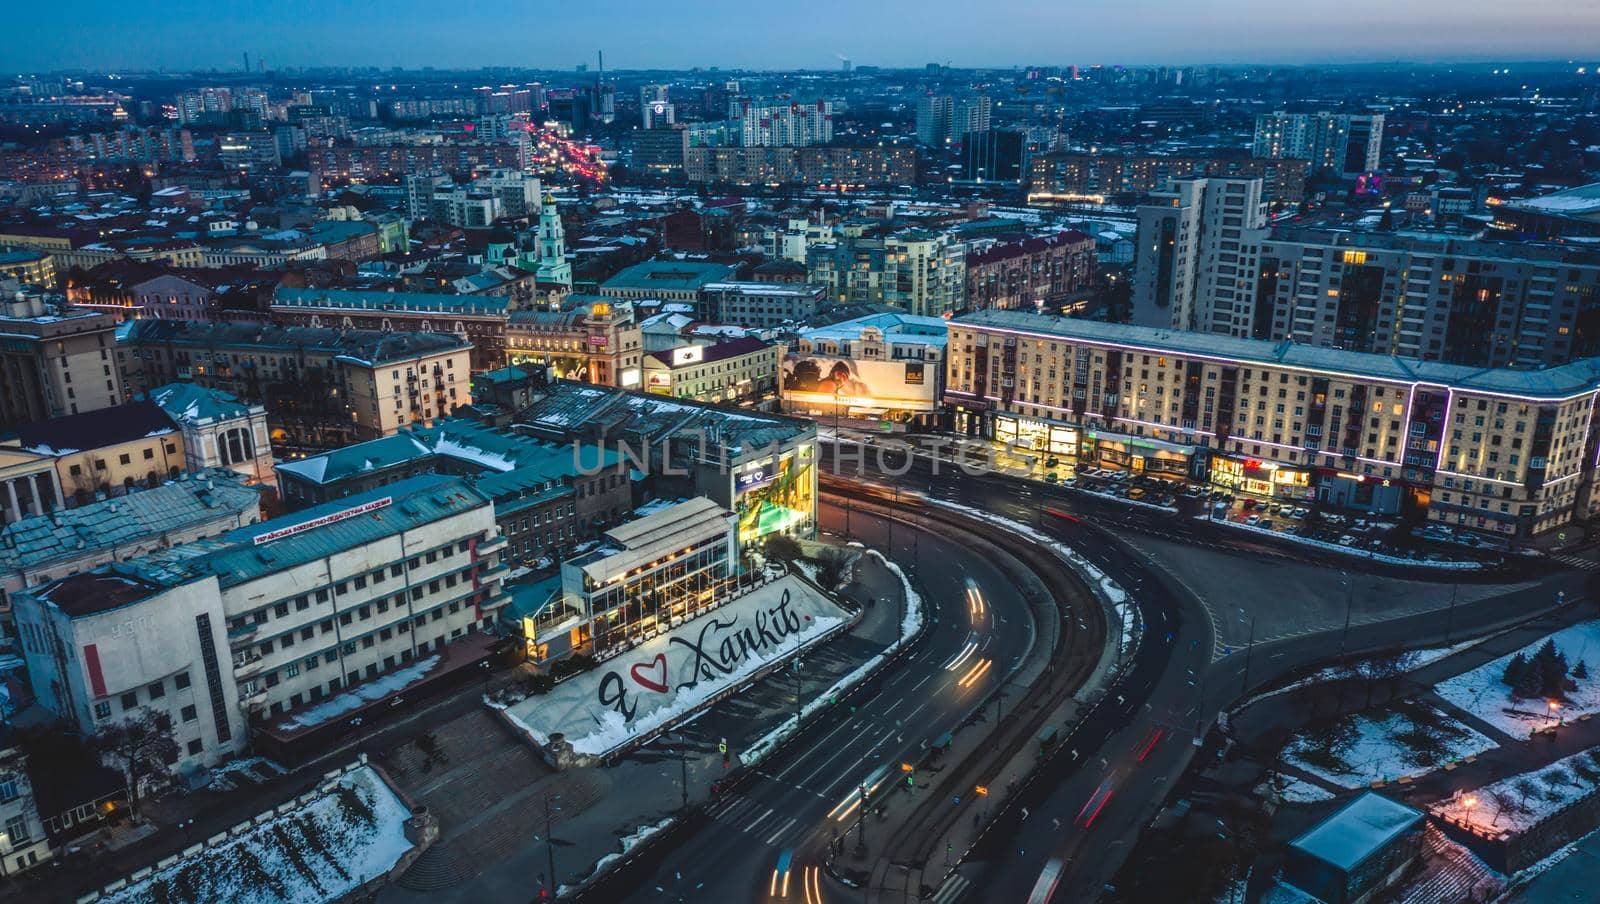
1247,515 -> 1262,525
1338,535 -> 1356,546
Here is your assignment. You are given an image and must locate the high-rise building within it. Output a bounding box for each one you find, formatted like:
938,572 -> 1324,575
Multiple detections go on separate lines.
916,94 -> 991,146
916,94 -> 953,146
217,131 -> 281,173
1130,177 -> 1268,335
738,101 -> 834,147
640,84 -> 674,129
1252,112 -> 1384,176
961,129 -> 1026,183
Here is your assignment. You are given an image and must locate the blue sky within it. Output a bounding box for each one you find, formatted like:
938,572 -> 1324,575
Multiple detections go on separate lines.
16,0 -> 1600,71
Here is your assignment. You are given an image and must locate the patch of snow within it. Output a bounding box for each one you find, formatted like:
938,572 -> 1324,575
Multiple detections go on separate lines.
100,764 -> 414,904
1272,774 -> 1337,803
273,655 -> 442,733
1435,620 -> 1600,738
563,814 -> 678,896
1433,746 -> 1600,835
1240,639 -> 1490,709
1282,704 -> 1497,788
432,435 -> 517,472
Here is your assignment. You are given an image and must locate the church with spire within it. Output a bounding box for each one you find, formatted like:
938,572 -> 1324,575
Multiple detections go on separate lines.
532,193 -> 572,290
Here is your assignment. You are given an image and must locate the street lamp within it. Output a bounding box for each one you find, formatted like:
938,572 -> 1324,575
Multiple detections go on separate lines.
1548,699 -> 1562,726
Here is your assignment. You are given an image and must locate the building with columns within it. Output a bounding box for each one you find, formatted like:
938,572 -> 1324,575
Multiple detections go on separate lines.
143,383 -> 275,487
0,448 -> 62,525
2,401 -> 185,510
0,469 -> 261,631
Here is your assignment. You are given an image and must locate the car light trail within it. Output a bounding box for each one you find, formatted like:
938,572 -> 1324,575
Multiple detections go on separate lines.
1075,778 -> 1117,828
1137,727 -> 1165,762
802,865 -> 823,904
829,765 -> 890,822
957,658 -> 993,688
943,637 -> 979,671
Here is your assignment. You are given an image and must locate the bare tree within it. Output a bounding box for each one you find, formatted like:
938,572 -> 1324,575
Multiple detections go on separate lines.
94,708 -> 180,819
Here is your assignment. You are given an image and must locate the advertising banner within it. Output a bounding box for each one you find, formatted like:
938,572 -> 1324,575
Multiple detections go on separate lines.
501,575 -> 847,761
780,354 -> 939,411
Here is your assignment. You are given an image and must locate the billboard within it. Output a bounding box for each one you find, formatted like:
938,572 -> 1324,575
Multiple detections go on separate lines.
780,354 -> 939,412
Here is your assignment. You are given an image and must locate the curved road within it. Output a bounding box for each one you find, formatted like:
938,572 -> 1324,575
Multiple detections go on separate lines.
621,500 -> 1041,904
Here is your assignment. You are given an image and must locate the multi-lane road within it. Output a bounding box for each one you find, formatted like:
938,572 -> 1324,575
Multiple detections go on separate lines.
614,441 -> 1577,904
622,500 -> 1044,904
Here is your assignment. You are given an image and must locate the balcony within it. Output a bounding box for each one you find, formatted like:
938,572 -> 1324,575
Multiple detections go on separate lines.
232,653 -> 265,680
239,686 -> 268,709
227,620 -> 260,645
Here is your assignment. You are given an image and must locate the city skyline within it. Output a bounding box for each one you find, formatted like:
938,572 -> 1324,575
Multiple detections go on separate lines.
13,0 -> 1600,73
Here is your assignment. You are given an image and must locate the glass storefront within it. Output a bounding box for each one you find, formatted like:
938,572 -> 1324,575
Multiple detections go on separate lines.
1209,457 -> 1312,499
995,415 -> 1078,455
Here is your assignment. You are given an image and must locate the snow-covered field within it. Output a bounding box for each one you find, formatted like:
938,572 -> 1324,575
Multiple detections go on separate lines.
101,764 -> 414,904
1433,747 -> 1600,835
1282,703 -> 1498,788
1435,620 -> 1600,738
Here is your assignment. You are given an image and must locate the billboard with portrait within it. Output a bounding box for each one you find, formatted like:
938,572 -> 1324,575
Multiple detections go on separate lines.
780,355 -> 938,412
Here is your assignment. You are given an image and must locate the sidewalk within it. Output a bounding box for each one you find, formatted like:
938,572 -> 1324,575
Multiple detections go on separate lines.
380,550 -> 909,902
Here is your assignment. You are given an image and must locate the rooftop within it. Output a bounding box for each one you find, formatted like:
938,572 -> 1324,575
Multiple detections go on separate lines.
4,401 -> 175,457
1290,792 -> 1422,872
144,474 -> 491,590
645,336 -> 773,369
601,260 -> 738,293
0,469 -> 260,574
571,497 -> 732,583
1507,181 -> 1600,217
954,309 -> 1600,399
966,230 -> 1095,266
799,311 -> 950,348
517,380 -> 814,455
142,382 -> 258,426
120,319 -> 473,366
272,286 -> 512,318
33,571 -> 174,618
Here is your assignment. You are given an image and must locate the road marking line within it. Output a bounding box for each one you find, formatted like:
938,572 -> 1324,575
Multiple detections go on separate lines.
765,816 -> 798,845
742,807 -> 774,834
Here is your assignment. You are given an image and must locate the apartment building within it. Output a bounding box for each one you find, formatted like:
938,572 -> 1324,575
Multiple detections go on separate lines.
1252,112 -> 1384,176
269,287 -> 511,373
0,288 -> 123,430
1130,177 -> 1268,336
945,310 -> 1600,537
1026,152 -> 1311,205
965,231 -> 1097,311
117,320 -> 473,452
643,337 -> 780,406
701,281 -> 826,328
14,475 -> 508,771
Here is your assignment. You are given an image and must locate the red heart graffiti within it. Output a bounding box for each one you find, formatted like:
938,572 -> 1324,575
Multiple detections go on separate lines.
630,653 -> 669,693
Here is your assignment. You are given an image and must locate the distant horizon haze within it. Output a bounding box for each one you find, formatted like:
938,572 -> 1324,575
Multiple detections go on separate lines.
11,0 -> 1600,74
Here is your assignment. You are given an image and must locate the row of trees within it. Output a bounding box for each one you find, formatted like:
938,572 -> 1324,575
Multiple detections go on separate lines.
1502,639 -> 1588,701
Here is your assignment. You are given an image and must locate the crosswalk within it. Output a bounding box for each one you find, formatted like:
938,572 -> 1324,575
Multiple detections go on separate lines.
928,872 -> 973,904
1548,553 -> 1600,571
703,793 -> 813,848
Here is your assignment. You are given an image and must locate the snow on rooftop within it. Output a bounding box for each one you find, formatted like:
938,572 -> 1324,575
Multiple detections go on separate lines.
1292,792 -> 1422,871
98,763 -> 415,904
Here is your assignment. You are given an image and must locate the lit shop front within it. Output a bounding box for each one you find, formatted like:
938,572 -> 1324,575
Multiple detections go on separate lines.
994,414 -> 1080,456
1209,456 -> 1313,500
1089,432 -> 1196,478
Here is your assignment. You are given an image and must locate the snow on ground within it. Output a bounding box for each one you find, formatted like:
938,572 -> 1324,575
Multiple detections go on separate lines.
1282,702 -> 1498,788
741,551 -> 925,767
272,655 -> 441,734
1271,773 -> 1337,803
928,499 -> 1138,653
1435,620 -> 1600,738
1261,882 -> 1319,904
563,814 -> 679,896
1197,514 -> 1484,569
509,608 -> 845,758
101,764 -> 414,904
1239,638 -> 1490,709
1433,746 -> 1600,835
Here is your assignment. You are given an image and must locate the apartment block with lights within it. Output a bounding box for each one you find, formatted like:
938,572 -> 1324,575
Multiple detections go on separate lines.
946,309 -> 1600,538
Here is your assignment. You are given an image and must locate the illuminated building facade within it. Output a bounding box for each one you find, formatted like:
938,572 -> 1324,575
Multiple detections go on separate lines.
947,310 -> 1600,537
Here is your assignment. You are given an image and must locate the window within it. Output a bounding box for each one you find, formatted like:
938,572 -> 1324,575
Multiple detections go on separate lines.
121,691 -> 138,710
175,671 -> 190,690
180,704 -> 197,722
0,779 -> 16,803
94,700 -> 112,720
5,815 -> 31,846
187,739 -> 203,756
148,680 -> 164,700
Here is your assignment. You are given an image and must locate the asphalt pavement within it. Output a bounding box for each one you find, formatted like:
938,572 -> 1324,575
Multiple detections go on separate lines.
619,500 -> 1039,904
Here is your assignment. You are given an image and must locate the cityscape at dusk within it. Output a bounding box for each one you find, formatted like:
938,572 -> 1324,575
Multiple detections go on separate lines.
2,5 -> 1600,903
